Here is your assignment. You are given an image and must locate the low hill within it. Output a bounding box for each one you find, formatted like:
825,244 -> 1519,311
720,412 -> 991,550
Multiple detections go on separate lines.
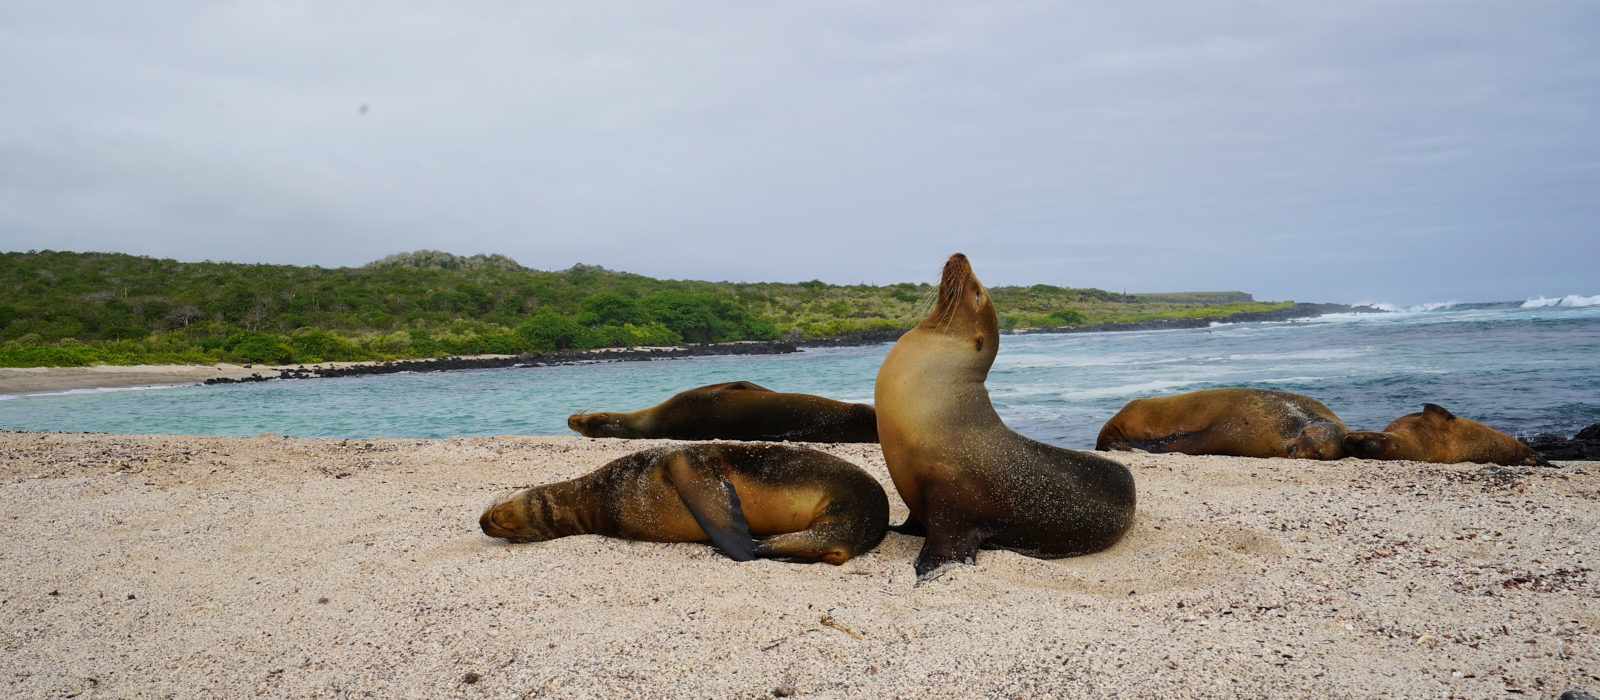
0,250 -> 1292,367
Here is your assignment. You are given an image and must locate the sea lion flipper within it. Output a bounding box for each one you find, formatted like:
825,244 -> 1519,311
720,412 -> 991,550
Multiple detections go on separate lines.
888,514 -> 928,537
913,523 -> 987,582
664,451 -> 756,562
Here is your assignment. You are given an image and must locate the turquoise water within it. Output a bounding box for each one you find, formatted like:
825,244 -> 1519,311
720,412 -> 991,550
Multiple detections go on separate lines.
3,304 -> 1597,448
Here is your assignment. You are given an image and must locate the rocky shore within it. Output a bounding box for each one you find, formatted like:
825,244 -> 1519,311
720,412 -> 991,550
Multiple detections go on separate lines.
1525,424 -> 1600,462
203,340 -> 799,386
1011,302 -> 1389,336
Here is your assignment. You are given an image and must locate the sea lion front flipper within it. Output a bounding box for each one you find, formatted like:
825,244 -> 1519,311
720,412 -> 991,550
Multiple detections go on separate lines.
664,451 -> 756,562
913,523 -> 987,582
888,513 -> 927,537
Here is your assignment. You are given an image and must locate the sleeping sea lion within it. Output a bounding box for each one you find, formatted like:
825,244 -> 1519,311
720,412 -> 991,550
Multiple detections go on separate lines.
1095,387 -> 1349,459
874,253 -> 1137,580
567,381 -> 878,443
1343,403 -> 1551,466
479,443 -> 889,564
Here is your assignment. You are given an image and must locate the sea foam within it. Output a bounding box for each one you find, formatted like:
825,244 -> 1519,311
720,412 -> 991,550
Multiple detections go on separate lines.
1522,294 -> 1600,308
1365,301 -> 1460,313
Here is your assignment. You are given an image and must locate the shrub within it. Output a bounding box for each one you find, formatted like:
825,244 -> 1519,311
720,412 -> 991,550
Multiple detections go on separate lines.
101,326 -> 151,341
1049,309 -> 1088,325
0,346 -> 99,367
366,331 -> 413,355
515,314 -> 583,351
289,330 -> 353,363
577,293 -> 648,327
224,331 -> 294,364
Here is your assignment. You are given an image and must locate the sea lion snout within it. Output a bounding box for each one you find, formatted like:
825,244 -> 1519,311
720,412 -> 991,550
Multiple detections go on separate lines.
479,496 -> 551,542
1343,431 -> 1396,460
1286,424 -> 1347,460
567,411 -> 642,438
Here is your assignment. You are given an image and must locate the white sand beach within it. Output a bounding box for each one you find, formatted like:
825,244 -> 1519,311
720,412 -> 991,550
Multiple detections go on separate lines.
0,357 -> 521,397
1,432 -> 1595,698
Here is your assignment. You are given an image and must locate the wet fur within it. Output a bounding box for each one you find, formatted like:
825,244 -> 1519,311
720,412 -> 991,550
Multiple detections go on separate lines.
567,381 -> 879,443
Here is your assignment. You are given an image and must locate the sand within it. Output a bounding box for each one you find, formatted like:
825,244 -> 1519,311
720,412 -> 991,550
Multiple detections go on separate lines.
0,358 -> 524,397
0,364 -> 266,396
1,431 -> 1596,698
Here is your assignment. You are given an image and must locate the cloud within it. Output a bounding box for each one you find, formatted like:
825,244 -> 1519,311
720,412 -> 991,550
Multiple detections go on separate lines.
0,1 -> 1596,303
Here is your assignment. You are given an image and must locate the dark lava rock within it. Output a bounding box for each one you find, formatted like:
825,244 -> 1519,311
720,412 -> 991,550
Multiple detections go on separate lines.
1522,423 -> 1600,461
201,341 -> 800,387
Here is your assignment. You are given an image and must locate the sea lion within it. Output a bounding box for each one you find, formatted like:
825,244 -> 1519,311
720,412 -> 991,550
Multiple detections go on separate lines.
1095,387 -> 1349,459
1343,404 -> 1552,466
874,253 -> 1137,580
479,442 -> 889,564
567,381 -> 878,443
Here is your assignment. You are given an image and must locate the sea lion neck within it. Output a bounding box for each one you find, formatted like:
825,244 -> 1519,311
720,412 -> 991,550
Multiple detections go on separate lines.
875,254 -> 1005,438
537,478 -> 606,537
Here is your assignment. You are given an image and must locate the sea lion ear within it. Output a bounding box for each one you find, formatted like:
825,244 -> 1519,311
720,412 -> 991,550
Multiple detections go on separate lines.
1422,404 -> 1455,420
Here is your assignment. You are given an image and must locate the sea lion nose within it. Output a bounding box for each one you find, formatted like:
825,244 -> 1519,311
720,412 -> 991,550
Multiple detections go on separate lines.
480,505 -> 517,537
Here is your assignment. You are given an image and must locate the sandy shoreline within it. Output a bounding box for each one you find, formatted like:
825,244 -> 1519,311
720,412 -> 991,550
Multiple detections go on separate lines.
2,432 -> 1596,698
0,358 -> 518,396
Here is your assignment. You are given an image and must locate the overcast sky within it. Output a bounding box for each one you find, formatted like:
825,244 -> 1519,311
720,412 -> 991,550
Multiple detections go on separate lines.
1,2 -> 1595,304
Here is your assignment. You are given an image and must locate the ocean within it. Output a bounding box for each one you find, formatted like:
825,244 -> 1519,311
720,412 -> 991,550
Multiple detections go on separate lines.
3,301 -> 1597,448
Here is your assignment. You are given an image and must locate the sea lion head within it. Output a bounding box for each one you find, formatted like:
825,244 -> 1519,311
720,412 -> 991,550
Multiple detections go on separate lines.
1342,430 -> 1418,460
567,410 -> 643,438
1284,423 -> 1348,460
919,253 -> 1000,365
1343,403 -> 1451,460
479,489 -> 559,543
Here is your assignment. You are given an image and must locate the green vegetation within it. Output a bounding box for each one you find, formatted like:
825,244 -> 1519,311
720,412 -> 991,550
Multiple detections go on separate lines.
0,250 -> 1292,367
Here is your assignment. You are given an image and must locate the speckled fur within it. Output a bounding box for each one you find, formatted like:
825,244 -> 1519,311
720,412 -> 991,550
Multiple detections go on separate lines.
874,253 -> 1138,579
1097,388 -> 1350,459
480,443 -> 889,564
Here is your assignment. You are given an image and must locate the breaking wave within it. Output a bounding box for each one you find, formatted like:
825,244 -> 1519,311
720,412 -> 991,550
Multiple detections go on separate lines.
1522,294 -> 1600,308
1364,301 -> 1460,313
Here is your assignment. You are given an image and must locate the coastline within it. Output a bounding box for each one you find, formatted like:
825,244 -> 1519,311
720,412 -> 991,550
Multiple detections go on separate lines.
0,303 -> 1384,395
1,431 -> 1594,697
0,341 -> 800,396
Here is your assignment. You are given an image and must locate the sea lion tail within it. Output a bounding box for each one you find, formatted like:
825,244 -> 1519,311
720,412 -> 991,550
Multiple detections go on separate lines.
664,450 -> 756,562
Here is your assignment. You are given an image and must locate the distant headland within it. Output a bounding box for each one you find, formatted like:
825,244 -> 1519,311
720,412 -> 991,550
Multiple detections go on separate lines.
0,249 -> 1380,369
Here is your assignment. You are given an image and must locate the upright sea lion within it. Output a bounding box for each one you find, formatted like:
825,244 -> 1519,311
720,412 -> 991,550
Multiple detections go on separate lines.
1343,404 -> 1551,466
874,253 -> 1137,580
479,443 -> 889,565
567,381 -> 879,443
1095,387 -> 1349,459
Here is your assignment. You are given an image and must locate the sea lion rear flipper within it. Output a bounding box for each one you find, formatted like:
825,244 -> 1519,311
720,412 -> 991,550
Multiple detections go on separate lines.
888,513 -> 928,537
664,451 -> 756,562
